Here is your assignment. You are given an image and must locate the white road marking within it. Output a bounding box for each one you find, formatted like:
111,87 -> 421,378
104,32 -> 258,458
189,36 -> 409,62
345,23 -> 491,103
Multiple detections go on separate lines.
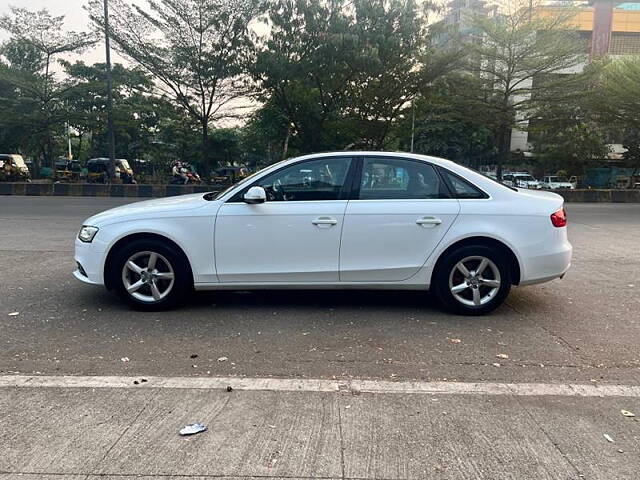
1,375 -> 640,397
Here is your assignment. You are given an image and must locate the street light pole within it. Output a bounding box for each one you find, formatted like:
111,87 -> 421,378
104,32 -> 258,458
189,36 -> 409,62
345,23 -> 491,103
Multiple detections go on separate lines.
103,0 -> 116,181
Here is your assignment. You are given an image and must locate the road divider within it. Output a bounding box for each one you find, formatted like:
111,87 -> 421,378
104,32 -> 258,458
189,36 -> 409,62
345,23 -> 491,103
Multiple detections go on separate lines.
1,183 -> 639,201
0,182 -> 221,197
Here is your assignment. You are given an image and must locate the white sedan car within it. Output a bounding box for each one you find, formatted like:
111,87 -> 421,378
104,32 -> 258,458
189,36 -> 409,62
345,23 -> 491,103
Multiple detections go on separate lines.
74,152 -> 572,315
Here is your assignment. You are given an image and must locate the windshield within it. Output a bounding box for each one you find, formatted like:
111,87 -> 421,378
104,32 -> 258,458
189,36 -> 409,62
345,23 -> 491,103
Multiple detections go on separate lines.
13,155 -> 26,168
118,159 -> 131,170
515,175 -> 535,181
549,176 -> 569,182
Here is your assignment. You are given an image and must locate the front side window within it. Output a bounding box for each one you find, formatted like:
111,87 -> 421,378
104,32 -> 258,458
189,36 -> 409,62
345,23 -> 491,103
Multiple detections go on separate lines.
249,157 -> 352,202
358,157 -> 450,200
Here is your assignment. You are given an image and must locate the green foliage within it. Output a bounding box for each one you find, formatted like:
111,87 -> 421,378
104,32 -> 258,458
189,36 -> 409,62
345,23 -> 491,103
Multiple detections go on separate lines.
464,0 -> 588,175
0,7 -> 95,171
593,56 -> 640,132
396,76 -> 496,166
253,0 -> 454,153
532,103 -> 610,176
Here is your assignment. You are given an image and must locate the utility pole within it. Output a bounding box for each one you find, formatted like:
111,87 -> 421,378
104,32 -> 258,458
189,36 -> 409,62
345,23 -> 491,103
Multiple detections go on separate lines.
103,0 -> 116,181
410,100 -> 415,153
67,122 -> 72,160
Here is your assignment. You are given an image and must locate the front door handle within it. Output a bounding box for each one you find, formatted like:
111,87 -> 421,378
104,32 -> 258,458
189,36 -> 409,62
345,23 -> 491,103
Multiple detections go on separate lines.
416,216 -> 442,226
312,216 -> 338,226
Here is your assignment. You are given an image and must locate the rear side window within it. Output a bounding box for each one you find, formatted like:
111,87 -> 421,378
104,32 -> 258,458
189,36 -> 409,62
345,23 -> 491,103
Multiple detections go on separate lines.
439,168 -> 487,199
358,157 -> 450,200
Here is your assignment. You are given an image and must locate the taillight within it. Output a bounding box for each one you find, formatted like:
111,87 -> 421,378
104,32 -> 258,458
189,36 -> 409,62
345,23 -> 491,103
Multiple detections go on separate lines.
550,208 -> 567,227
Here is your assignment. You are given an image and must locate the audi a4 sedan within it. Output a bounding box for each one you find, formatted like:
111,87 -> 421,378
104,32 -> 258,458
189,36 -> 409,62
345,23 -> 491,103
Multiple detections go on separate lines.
74,152 -> 572,315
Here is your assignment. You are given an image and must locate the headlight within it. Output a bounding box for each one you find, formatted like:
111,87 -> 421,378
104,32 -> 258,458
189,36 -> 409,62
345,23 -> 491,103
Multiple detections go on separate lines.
78,225 -> 99,243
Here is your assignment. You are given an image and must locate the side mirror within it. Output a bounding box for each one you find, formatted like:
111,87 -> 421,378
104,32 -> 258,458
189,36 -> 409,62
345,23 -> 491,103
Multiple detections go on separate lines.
244,186 -> 267,204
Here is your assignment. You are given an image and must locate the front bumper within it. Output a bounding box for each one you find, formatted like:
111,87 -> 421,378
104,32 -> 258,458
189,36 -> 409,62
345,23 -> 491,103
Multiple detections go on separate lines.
73,236 -> 107,286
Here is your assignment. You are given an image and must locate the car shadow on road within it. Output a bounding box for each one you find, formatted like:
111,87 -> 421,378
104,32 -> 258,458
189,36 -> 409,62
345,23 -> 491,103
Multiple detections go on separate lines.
190,288 -> 438,310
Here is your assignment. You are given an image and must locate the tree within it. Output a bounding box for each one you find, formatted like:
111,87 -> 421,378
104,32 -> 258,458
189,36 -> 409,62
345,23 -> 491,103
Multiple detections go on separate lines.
533,116 -> 610,176
0,7 -> 95,172
464,0 -> 588,178
88,0 -> 263,173
0,38 -> 45,74
345,0 -> 456,149
395,75 -> 497,167
63,61 -> 159,160
252,0 -> 454,153
594,56 -> 640,132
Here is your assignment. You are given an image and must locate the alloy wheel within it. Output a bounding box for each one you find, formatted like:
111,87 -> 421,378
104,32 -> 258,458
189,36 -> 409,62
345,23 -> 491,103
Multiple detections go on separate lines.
121,251 -> 175,303
448,256 -> 501,307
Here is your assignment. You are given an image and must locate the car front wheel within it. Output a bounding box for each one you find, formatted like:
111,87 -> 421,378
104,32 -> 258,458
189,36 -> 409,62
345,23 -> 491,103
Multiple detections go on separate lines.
433,245 -> 511,315
109,239 -> 191,311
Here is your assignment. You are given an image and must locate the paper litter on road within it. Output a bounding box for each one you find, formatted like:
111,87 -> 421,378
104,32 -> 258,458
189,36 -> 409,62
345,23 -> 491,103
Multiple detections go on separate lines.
8,312 -> 19,316
621,409 -> 635,417
603,433 -> 614,443
179,423 -> 207,436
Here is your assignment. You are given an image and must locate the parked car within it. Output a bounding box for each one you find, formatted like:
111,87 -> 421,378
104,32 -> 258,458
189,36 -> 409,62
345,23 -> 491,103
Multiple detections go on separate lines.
542,176 -> 575,190
0,154 -> 31,182
74,152 -> 572,315
503,173 -> 542,189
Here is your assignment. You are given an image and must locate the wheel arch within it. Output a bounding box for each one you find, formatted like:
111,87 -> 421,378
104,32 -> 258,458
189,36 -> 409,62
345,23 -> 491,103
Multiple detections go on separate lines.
103,232 -> 194,291
431,236 -> 521,286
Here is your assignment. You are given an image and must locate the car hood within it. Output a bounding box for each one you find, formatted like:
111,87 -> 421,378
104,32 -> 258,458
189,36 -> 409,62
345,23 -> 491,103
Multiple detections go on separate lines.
84,193 -> 211,226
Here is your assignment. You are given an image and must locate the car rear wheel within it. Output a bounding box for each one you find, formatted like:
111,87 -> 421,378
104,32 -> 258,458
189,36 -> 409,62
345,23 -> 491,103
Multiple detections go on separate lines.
433,245 -> 511,315
109,239 -> 191,311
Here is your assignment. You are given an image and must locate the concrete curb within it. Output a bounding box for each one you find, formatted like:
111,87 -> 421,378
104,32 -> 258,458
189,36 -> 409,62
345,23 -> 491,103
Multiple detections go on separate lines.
0,182 -> 221,197
555,189 -> 640,203
1,183 -> 639,202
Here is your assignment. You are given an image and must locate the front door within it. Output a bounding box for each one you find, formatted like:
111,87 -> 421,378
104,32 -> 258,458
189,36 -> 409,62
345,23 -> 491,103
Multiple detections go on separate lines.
340,156 -> 460,282
215,156 -> 354,282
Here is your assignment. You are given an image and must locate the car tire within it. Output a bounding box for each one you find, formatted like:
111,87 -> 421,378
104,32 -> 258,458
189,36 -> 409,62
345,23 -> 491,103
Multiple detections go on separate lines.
432,245 -> 511,316
108,238 -> 192,311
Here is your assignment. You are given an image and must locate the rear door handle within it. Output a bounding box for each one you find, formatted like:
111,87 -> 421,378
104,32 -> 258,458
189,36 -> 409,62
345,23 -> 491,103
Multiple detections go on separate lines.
312,216 -> 338,226
416,216 -> 442,226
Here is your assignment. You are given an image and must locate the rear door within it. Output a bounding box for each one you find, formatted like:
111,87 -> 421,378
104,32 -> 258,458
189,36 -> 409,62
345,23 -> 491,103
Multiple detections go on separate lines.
339,156 -> 460,282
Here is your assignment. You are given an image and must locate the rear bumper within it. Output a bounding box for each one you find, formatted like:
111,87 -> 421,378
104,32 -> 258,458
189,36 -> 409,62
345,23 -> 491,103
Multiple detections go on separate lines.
519,239 -> 572,286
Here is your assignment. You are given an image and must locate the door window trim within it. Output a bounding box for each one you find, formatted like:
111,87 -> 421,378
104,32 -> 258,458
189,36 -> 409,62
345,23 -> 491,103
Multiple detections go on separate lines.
226,156 -> 357,203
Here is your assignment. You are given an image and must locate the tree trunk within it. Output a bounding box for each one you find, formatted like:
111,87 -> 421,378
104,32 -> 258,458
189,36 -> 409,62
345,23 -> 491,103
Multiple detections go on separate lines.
282,125 -> 291,160
496,125 -> 511,180
201,119 -> 210,174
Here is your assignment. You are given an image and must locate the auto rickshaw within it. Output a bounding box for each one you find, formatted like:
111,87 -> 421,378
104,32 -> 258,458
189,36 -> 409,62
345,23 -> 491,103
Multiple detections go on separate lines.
54,158 -> 83,182
0,154 -> 31,182
212,166 -> 250,184
87,158 -> 136,184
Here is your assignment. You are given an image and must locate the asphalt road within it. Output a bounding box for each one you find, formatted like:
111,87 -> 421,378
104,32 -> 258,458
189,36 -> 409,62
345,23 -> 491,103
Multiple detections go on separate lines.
1,196 -> 639,385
